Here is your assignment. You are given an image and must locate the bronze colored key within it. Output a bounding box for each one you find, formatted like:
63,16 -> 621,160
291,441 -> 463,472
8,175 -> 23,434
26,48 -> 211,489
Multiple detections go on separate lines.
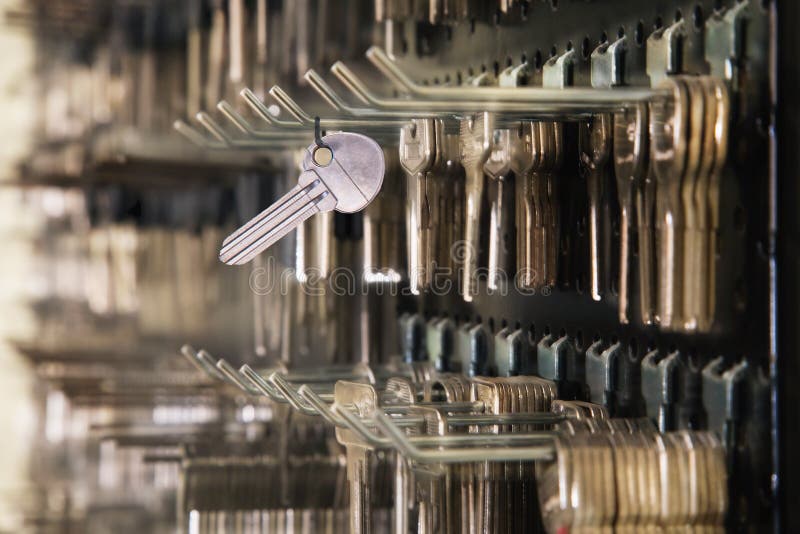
679,76 -> 706,331
704,79 -> 730,332
650,78 -> 688,329
511,121 -> 544,289
541,122 -> 564,288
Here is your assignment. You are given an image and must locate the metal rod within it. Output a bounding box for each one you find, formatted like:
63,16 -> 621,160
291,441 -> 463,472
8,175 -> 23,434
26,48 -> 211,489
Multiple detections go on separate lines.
331,60 -> 662,115
216,359 -> 260,394
373,411 -> 556,463
365,45 -> 663,104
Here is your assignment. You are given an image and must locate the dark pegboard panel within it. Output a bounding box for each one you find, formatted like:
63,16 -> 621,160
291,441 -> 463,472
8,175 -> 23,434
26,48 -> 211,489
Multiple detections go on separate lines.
376,0 -> 774,530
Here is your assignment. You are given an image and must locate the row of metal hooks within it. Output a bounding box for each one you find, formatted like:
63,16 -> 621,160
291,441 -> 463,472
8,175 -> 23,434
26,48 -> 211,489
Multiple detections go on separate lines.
178,344 -> 729,533
181,344 -> 570,463
175,42 -> 662,151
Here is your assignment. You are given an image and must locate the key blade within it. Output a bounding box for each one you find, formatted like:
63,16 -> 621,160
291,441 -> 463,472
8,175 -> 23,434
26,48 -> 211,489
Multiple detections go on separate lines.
222,183 -> 312,248
219,176 -> 333,265
221,195 -> 323,265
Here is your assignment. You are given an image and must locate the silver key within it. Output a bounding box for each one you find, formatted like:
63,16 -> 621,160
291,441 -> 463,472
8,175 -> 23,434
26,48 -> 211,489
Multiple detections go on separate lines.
400,119 -> 436,293
613,103 -> 648,324
511,121 -> 540,289
484,129 -> 514,291
580,114 -> 612,301
220,132 -> 385,265
459,112 -> 493,301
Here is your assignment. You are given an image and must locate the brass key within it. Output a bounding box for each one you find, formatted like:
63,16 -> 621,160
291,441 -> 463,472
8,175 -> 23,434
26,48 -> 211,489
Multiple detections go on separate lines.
681,76 -> 708,331
650,78 -> 688,329
511,121 -> 543,289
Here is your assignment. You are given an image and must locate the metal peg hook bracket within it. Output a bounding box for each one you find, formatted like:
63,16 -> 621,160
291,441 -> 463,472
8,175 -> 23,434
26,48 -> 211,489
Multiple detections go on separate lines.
372,411 -> 556,463
314,116 -> 326,148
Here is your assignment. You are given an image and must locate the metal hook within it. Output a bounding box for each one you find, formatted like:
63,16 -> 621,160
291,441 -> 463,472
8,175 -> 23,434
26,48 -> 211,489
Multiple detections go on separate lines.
173,120 -> 226,149
195,111 -> 312,149
365,46 -> 416,93
180,344 -> 216,377
334,404 -> 557,451
239,364 -> 288,403
372,411 -> 556,463
217,100 -> 311,139
333,57 -> 661,117
269,85 -> 316,124
215,358 -> 260,394
240,87 -> 305,128
268,372 -> 320,416
365,45 -> 659,107
191,348 -> 229,381
314,116 -> 327,148
303,69 -> 352,113
298,385 -> 348,426
242,82 -> 407,134
333,404 -> 393,447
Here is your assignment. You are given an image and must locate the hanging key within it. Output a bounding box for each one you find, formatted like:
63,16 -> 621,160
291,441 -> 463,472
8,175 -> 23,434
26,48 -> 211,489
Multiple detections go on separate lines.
635,153 -> 658,327
364,147 -> 405,283
613,103 -> 648,324
219,132 -> 385,265
484,128 -> 514,291
540,122 -> 563,288
400,119 -> 437,293
579,114 -> 612,301
428,119 -> 449,283
438,130 -> 465,279
459,112 -> 493,301
511,121 -> 541,289
650,78 -> 688,329
680,76 -> 706,331
703,78 -> 730,332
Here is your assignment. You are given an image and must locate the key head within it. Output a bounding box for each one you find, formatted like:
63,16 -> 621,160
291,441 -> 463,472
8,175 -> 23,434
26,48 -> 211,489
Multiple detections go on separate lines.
399,118 -> 435,176
509,121 -> 540,176
649,77 -> 688,186
459,112 -> 494,170
580,113 -> 612,167
484,129 -> 513,179
301,131 -> 385,213
613,103 -> 648,184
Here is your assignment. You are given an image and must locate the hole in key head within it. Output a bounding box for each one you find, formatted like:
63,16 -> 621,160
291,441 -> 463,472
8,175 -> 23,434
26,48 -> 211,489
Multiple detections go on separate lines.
313,146 -> 333,166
